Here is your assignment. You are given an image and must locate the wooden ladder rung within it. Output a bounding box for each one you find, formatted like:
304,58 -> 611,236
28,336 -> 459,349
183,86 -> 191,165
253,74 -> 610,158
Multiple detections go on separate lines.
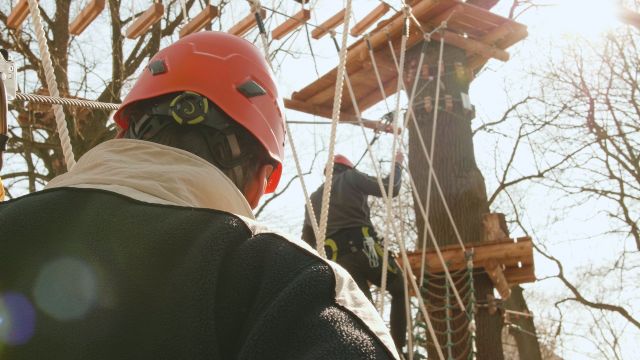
228,8 -> 266,37
125,3 -> 165,39
311,8 -> 345,39
69,0 -> 106,35
271,9 -> 310,40
350,3 -> 389,37
7,0 -> 31,30
179,5 -> 219,38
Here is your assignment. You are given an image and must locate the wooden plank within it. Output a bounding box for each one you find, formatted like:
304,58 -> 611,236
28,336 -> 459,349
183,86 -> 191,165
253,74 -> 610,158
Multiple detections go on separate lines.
350,3 -> 390,37
284,98 -> 385,132
272,9 -> 310,40
179,5 -> 218,38
406,236 -> 533,274
433,29 -> 510,62
289,0 -> 528,117
356,76 -> 398,111
505,265 -> 536,285
495,24 -> 528,50
228,8 -> 266,37
7,0 -> 30,30
311,8 -> 345,39
485,260 -> 511,299
125,3 -> 164,39
69,0 -> 105,35
479,22 -> 513,44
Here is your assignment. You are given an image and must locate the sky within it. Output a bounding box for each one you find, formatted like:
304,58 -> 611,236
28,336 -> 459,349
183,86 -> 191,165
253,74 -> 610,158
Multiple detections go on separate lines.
2,0 -> 638,358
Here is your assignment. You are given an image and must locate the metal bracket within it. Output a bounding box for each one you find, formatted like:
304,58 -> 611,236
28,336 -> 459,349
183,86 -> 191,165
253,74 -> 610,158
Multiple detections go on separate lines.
0,50 -> 16,100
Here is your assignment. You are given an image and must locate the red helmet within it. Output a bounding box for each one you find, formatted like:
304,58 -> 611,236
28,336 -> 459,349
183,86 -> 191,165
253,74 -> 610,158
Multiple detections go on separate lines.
333,154 -> 354,168
113,31 -> 285,193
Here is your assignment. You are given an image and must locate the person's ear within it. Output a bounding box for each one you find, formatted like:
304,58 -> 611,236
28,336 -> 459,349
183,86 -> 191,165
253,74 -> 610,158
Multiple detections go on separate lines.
243,164 -> 273,209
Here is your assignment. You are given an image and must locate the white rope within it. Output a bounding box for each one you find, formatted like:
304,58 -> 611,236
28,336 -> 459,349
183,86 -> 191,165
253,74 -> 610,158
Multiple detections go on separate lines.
366,24 -> 466,314
250,0 -> 325,253
422,27 -> 446,258
339,32 -> 446,360
286,123 -> 321,245
316,0 -> 352,255
384,23 -> 467,252
377,7 -> 409,313
27,0 -> 76,170
343,72 -> 445,360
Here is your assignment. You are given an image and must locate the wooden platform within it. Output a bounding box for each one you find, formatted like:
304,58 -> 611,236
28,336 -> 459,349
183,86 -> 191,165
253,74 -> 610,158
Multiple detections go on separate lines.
403,236 -> 535,299
284,0 -> 527,120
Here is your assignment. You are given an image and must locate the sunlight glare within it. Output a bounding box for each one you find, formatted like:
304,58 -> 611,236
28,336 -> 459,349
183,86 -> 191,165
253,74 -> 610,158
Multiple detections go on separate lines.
548,0 -> 619,40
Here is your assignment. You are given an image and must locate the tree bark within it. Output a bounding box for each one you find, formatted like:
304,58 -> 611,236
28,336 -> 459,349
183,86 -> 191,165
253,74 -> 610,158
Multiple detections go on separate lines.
504,286 -> 543,360
406,42 -> 503,359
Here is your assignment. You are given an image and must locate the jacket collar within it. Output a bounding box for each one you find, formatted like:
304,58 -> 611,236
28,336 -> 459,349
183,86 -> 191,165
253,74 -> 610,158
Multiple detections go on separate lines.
46,139 -> 255,219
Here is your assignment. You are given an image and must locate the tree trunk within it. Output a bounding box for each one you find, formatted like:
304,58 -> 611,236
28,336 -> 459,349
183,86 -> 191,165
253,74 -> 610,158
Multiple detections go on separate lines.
406,42 -> 503,359
504,286 -> 543,360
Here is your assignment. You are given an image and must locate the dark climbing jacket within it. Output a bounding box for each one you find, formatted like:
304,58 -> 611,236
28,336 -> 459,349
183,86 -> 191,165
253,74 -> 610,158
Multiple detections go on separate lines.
303,164 -> 402,242
0,139 -> 399,360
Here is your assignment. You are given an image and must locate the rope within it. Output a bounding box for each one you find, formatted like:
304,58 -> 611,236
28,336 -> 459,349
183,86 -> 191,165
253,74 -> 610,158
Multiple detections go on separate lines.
250,0 -> 325,254
377,7 -> 409,313
260,5 -> 345,37
338,30 -> 446,360
316,0 -> 352,255
26,0 -> 76,170
384,22 -> 467,252
423,27 -> 446,255
366,23 -> 467,312
15,92 -> 120,110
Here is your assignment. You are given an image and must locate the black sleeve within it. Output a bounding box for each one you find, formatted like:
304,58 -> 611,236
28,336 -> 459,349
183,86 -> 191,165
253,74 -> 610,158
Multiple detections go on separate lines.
346,164 -> 403,198
217,233 -> 395,360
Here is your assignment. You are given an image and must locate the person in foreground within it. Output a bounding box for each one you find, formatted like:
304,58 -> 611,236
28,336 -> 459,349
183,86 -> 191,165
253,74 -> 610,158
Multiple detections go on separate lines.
302,153 -> 407,354
0,32 -> 399,359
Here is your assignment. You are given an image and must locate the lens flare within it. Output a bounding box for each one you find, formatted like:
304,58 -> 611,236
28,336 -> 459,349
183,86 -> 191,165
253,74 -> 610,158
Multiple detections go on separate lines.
0,292 -> 36,346
33,257 -> 98,321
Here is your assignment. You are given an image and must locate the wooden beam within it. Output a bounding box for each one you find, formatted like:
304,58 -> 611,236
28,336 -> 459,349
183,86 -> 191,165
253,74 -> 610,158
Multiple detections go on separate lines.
228,9 -> 266,37
125,3 -> 164,39
357,76 -> 398,110
505,265 -> 536,285
433,30 -> 510,62
272,9 -> 310,40
7,0 -> 31,30
350,3 -> 390,37
284,98 -> 385,132
69,0 -> 105,35
179,5 -> 218,38
405,236 -> 534,274
311,9 -> 345,39
485,260 -> 511,299
347,0 -> 439,66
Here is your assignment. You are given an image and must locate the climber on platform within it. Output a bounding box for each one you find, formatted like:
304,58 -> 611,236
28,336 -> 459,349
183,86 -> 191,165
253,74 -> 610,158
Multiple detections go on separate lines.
0,32 -> 399,360
302,152 -> 407,353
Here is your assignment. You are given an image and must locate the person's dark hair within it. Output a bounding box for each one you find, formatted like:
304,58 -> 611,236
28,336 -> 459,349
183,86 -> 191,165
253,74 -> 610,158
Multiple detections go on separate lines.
121,92 -> 270,191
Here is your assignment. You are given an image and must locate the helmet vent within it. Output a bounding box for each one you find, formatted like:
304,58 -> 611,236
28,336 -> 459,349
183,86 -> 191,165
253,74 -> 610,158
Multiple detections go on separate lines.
148,60 -> 167,75
237,80 -> 267,98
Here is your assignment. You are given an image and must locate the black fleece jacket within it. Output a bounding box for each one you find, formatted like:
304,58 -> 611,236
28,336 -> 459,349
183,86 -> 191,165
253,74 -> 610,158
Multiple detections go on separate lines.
0,188 -> 396,359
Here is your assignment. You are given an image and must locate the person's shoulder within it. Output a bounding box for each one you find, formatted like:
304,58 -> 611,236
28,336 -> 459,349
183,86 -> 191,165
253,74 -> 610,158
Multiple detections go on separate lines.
237,216 -> 399,358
